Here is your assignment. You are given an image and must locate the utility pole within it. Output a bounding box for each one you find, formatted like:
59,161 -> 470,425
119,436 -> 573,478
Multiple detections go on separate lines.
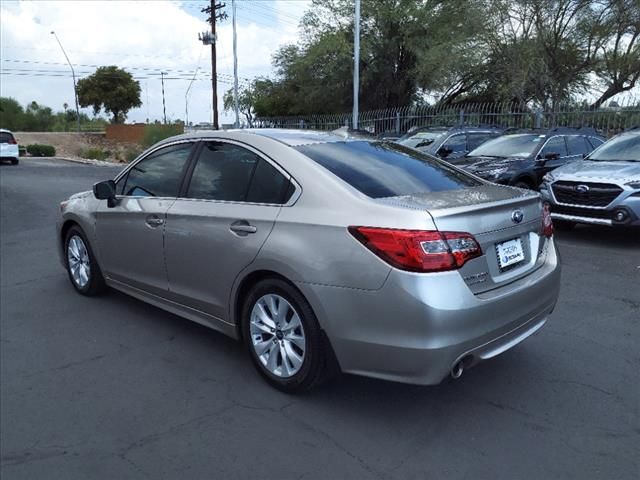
353,0 -> 360,130
200,1 -> 227,130
160,72 -> 167,124
51,31 -> 81,133
232,0 -> 240,128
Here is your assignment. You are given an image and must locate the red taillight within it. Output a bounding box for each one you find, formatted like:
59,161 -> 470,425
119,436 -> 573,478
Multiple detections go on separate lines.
8,138 -> 17,145
348,227 -> 482,273
542,203 -> 554,237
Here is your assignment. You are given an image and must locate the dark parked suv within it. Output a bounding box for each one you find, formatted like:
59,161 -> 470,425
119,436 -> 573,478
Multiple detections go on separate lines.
397,126 -> 504,161
449,127 -> 606,189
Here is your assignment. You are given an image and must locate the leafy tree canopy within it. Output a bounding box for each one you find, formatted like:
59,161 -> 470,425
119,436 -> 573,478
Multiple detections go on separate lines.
250,0 -> 640,116
77,66 -> 142,124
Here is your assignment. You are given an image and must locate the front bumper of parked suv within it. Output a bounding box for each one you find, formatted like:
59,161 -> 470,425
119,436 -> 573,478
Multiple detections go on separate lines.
540,178 -> 640,227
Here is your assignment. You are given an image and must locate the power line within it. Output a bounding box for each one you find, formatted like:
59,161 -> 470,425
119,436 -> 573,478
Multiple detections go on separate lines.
1,59 -> 253,84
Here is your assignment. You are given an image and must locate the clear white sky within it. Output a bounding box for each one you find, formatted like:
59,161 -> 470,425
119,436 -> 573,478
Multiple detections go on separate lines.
0,0 -> 311,125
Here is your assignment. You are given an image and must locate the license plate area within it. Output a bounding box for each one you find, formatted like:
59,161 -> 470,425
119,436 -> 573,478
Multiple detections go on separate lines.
496,237 -> 525,270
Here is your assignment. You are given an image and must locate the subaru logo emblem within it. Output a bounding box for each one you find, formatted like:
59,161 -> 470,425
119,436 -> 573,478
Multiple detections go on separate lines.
575,184 -> 590,193
511,209 -> 524,224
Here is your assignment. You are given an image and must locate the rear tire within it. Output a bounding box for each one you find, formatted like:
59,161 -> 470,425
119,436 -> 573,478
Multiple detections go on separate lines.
10,158 -> 18,165
65,226 -> 106,296
241,278 -> 328,393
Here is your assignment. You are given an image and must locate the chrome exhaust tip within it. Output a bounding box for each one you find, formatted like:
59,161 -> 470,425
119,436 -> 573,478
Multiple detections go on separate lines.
451,361 -> 464,379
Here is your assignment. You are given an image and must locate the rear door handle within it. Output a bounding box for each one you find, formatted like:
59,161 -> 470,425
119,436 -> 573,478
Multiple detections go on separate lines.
230,220 -> 257,235
145,215 -> 165,228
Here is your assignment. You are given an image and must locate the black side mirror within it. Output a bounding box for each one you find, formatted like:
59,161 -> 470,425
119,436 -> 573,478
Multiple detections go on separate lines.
438,147 -> 453,158
93,180 -> 118,207
543,152 -> 560,161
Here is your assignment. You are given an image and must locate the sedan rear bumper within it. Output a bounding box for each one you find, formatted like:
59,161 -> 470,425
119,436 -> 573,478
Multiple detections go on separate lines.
298,238 -> 561,385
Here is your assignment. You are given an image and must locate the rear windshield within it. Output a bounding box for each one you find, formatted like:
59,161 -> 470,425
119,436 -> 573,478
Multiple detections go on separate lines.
0,132 -> 15,143
295,141 -> 481,198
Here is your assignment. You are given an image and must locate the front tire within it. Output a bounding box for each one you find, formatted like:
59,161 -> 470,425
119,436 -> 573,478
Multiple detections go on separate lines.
65,226 -> 106,296
241,278 -> 327,393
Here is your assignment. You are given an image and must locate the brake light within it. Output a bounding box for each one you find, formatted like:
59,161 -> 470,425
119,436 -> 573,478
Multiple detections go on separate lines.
542,203 -> 554,237
348,227 -> 482,273
8,138 -> 17,145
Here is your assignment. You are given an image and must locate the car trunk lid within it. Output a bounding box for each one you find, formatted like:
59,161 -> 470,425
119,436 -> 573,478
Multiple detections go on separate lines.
377,184 -> 549,293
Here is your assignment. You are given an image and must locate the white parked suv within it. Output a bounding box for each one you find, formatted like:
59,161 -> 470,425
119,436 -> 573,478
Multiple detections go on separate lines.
0,129 -> 20,165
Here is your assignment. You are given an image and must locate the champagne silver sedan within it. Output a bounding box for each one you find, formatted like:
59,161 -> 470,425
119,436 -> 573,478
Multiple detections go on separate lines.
56,129 -> 561,392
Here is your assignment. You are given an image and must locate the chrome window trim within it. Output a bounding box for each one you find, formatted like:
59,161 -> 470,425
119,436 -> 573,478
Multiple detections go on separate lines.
114,139 -> 195,184
114,136 -> 302,207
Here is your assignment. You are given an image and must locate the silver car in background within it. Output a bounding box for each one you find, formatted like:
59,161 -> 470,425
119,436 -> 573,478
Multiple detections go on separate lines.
56,129 -> 561,392
541,129 -> 640,228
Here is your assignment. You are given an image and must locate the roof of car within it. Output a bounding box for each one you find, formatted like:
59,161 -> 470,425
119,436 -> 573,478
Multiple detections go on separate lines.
166,128 -> 374,147
504,126 -> 603,137
0,129 -> 14,133
405,125 -> 503,135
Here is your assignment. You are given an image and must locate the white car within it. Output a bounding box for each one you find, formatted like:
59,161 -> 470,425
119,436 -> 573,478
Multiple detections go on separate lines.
0,129 -> 20,165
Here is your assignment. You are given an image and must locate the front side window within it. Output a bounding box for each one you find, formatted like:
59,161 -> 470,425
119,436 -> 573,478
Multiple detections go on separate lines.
440,134 -> 466,155
540,137 -> 568,158
187,142 -> 291,203
120,143 -> 193,197
296,141 -> 481,199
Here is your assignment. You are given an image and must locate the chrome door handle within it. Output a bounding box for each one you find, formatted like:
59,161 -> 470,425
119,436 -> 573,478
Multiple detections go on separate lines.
145,215 -> 164,227
230,221 -> 257,235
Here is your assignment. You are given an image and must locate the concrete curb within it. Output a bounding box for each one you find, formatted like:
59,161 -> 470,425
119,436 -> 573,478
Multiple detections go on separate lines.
50,156 -> 122,167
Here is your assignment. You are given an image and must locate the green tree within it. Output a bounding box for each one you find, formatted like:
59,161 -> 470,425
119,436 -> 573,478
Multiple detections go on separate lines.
223,82 -> 258,127
0,97 -> 25,130
77,66 -> 142,123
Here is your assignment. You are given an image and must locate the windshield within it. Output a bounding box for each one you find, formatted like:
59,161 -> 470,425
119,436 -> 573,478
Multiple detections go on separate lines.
468,134 -> 544,158
296,141 -> 481,199
397,130 -> 447,149
588,133 -> 640,162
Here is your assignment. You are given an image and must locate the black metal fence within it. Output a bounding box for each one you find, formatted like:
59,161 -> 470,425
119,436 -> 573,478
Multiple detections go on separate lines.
252,97 -> 640,137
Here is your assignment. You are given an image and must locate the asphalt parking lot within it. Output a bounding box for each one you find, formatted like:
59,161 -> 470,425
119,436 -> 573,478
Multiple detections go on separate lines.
1,158 -> 638,479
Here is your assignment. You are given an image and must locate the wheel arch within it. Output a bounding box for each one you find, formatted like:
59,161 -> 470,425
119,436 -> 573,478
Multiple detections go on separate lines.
231,268 -> 341,373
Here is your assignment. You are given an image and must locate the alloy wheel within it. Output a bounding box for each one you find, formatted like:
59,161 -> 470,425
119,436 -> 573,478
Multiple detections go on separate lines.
67,235 -> 91,289
249,294 -> 306,378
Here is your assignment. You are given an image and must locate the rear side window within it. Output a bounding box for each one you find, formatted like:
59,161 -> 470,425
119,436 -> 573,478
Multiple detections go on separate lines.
295,141 -> 481,199
187,142 -> 292,204
188,142 -> 258,201
0,132 -> 15,143
566,136 -> 591,156
246,159 -> 291,204
121,143 -> 193,197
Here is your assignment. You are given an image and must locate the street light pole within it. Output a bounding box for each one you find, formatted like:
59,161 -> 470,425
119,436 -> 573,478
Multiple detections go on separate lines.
232,0 -> 240,128
51,31 -> 81,133
352,0 -> 360,130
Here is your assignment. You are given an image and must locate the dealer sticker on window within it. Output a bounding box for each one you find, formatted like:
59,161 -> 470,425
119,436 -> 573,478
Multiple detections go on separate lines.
496,238 -> 525,269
